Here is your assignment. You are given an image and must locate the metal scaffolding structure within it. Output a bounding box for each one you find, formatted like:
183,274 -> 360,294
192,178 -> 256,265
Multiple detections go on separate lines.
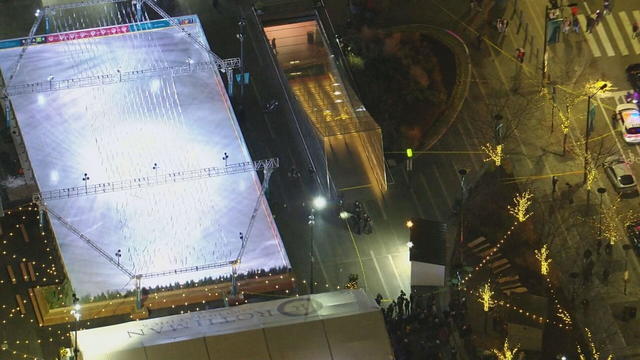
33,158 -> 279,203
2,0 -> 241,99
45,206 -> 135,278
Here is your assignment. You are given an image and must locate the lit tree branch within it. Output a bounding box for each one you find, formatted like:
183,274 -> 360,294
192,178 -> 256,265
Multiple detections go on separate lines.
508,190 -> 534,223
478,281 -> 495,312
482,143 -> 503,166
577,328 -> 614,360
535,244 -> 552,275
492,338 -> 520,360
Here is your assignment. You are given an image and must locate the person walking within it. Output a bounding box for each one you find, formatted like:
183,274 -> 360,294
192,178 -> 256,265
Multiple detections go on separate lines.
603,0 -> 611,15
573,15 -> 581,33
562,17 -> 571,33
271,38 -> 277,53
633,22 -> 639,39
515,48 -> 525,63
586,16 -> 596,33
594,10 -> 603,25
552,175 -> 559,195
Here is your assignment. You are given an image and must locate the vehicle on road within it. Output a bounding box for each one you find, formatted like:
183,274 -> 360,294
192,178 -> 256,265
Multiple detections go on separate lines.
627,63 -> 640,92
615,103 -> 640,144
603,155 -> 638,195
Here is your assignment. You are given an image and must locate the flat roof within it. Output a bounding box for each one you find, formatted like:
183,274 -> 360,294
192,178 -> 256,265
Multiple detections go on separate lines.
0,16 -> 290,297
76,289 -> 393,360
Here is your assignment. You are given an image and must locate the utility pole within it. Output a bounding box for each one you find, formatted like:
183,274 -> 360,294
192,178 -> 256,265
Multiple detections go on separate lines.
584,84 -> 608,184
237,17 -> 246,99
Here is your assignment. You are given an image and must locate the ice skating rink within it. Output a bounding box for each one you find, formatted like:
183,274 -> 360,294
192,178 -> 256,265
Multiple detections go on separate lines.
0,17 -> 290,296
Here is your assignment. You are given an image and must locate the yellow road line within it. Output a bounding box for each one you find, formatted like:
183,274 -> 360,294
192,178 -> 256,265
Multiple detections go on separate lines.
338,184 -> 372,191
345,220 -> 369,291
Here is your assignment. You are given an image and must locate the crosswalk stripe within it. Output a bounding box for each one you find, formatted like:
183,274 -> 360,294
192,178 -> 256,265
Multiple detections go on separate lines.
619,11 -> 640,55
605,14 -> 629,56
594,18 -> 616,56
577,14 -> 603,57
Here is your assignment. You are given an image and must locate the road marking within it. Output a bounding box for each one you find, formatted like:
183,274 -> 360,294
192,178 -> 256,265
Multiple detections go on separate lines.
401,168 -> 426,219
313,243 -> 331,289
618,12 -> 640,54
419,172 -> 444,220
388,254 -> 406,292
370,249 -> 390,299
431,165 -> 453,209
605,14 -> 629,56
455,121 -> 481,172
577,14 -> 603,57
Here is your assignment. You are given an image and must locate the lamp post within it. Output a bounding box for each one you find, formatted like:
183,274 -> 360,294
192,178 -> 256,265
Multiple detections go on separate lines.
457,169 -> 468,264
237,17 -> 246,99
584,83 -> 608,183
71,293 -> 80,359
623,244 -> 632,295
597,187 -> 607,236
82,173 -> 90,192
47,75 -> 54,90
309,196 -> 326,294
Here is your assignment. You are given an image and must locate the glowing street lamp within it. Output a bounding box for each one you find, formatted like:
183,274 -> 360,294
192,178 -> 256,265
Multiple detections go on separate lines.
309,195 -> 327,294
405,220 -> 414,228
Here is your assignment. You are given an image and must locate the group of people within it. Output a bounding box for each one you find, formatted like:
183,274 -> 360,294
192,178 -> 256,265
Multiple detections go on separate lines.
378,290 -> 472,360
352,200 -> 373,235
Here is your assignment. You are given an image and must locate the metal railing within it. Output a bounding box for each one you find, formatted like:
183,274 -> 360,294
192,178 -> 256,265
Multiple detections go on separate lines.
33,158 -> 279,203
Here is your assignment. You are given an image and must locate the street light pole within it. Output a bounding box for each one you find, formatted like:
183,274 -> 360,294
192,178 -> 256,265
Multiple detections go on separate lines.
308,196 -> 326,295
237,17 -> 246,100
457,169 -> 467,266
597,187 -> 607,237
308,209 -> 315,295
71,293 -> 80,359
584,84 -> 608,183
623,244 -> 632,295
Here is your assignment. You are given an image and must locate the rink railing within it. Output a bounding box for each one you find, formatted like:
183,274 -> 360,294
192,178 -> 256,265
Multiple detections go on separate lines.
33,158 -> 279,203
5,60 -> 240,97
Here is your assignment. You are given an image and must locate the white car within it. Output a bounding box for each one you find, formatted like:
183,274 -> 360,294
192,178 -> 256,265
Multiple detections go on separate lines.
616,103 -> 640,144
603,156 -> 637,195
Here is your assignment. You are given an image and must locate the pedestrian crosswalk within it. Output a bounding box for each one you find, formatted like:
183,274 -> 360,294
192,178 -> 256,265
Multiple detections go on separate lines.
576,9 -> 640,57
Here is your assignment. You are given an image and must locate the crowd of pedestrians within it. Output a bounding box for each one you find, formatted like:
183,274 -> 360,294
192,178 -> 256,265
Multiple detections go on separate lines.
377,290 -> 472,360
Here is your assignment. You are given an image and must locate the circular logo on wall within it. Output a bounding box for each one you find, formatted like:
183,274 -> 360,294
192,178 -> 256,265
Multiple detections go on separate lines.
277,298 -> 324,317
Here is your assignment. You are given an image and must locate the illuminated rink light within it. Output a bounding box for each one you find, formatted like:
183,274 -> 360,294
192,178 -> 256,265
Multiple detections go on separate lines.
0,17 -> 290,297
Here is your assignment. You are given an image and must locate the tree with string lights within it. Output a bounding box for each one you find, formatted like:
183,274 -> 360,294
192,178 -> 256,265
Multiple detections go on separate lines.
492,338 -> 520,360
508,190 -> 533,223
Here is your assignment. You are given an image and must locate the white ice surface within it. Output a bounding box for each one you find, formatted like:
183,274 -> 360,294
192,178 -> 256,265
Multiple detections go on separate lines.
0,20 -> 289,297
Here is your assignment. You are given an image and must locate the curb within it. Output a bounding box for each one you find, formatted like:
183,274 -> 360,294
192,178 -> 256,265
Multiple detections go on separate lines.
387,24 -> 472,154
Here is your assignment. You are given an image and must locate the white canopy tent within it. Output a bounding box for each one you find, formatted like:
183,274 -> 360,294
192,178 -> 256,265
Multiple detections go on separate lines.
75,289 -> 394,360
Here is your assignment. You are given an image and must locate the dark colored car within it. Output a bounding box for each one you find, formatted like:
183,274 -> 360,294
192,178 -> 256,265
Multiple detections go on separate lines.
625,220 -> 640,255
626,63 -> 640,92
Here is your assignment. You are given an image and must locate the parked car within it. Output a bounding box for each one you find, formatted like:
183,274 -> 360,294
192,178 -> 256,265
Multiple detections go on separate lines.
627,63 -> 640,92
616,103 -> 640,144
603,155 -> 638,195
